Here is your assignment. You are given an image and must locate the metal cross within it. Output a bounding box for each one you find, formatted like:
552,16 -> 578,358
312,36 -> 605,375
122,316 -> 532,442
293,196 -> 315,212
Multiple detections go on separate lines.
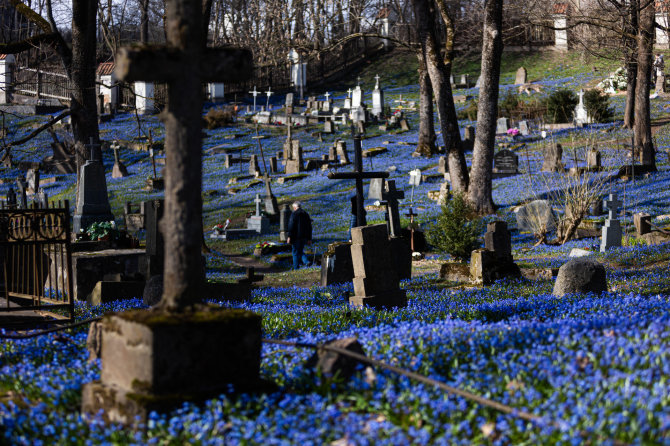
328,135 -> 389,227
382,179 -> 404,238
249,85 -> 259,111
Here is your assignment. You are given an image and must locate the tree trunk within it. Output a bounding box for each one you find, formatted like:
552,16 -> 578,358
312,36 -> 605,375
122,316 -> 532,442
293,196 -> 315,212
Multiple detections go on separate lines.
634,1 -> 656,169
160,0 -> 206,311
623,0 -> 638,129
412,0 -> 468,192
140,0 -> 150,43
70,0 -> 100,148
468,0 -> 503,215
415,53 -> 437,156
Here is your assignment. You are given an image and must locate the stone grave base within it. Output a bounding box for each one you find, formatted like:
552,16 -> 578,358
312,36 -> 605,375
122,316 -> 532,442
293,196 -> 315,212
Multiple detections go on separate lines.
470,249 -> 521,285
81,306 -> 273,425
349,290 -> 407,310
87,281 -> 146,306
439,262 -> 471,282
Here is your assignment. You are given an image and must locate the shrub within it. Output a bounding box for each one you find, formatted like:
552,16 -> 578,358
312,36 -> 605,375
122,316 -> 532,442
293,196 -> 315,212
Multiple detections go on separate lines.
427,193 -> 482,261
498,91 -> 520,118
583,89 -> 614,122
457,99 -> 478,121
204,107 -> 235,129
544,89 -> 578,123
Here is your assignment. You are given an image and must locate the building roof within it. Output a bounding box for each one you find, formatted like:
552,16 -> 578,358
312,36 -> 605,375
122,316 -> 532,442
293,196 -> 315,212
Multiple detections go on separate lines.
0,54 -> 7,60
97,61 -> 115,76
658,0 -> 670,13
552,3 -> 569,14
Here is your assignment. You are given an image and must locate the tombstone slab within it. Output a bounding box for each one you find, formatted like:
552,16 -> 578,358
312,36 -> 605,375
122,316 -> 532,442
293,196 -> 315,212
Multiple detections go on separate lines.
321,242 -> 354,286
515,67 -> 527,85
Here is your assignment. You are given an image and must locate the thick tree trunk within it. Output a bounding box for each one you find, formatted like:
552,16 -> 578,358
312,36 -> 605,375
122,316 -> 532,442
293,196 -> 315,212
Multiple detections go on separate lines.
160,0 -> 206,311
70,0 -> 100,148
412,0 -> 468,192
623,0 -> 638,129
634,1 -> 656,169
468,0 -> 503,215
415,54 -> 437,156
140,0 -> 150,43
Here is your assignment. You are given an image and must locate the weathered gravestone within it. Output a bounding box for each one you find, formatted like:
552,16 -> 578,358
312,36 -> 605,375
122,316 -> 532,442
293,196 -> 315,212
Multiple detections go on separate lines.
321,242 -> 354,286
438,156 -> 447,174
111,142 -> 129,178
262,176 -> 279,217
542,143 -> 564,172
518,120 -> 530,136
600,193 -> 622,252
336,140 -> 350,164
462,125 -> 475,151
349,224 -> 407,309
587,147 -> 601,171
249,154 -> 261,176
81,4 -> 262,425
515,67 -> 527,85
351,84 -> 363,108
496,117 -> 509,135
247,194 -> 270,234
279,204 -> 291,242
634,212 -> 651,237
492,149 -> 519,176
285,141 -> 304,174
323,119 -> 334,134
516,200 -> 557,233
73,140 -> 114,234
26,168 -> 40,194
470,221 -> 520,285
371,74 -> 384,118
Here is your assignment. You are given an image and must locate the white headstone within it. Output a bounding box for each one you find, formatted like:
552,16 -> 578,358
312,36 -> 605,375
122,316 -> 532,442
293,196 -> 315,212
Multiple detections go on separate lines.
352,86 -> 363,108
574,89 -> 589,125
0,54 -> 15,104
409,169 -> 422,186
208,83 -> 225,101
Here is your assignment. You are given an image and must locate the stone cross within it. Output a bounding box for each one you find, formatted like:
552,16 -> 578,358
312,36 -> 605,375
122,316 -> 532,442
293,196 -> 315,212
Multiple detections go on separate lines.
604,193 -> 622,220
324,91 -> 330,101
382,180 -> 404,238
357,76 -> 361,86
328,135 -> 389,227
114,1 -> 252,309
249,86 -> 259,111
254,193 -> 263,216
374,74 -> 380,89
347,88 -> 352,98
265,87 -> 273,109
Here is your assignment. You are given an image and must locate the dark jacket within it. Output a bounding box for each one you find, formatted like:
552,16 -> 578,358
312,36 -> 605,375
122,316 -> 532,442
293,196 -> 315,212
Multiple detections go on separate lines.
288,207 -> 312,241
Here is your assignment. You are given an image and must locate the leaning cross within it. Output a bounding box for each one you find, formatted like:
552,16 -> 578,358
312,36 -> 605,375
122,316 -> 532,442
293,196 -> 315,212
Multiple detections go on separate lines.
249,86 -> 259,111
115,2 -> 252,310
603,193 -> 622,220
404,207 -> 418,252
328,135 -> 389,227
382,179 -> 404,238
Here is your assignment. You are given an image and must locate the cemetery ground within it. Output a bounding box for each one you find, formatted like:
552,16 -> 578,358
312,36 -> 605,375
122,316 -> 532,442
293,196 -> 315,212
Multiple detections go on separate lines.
1,49 -> 670,444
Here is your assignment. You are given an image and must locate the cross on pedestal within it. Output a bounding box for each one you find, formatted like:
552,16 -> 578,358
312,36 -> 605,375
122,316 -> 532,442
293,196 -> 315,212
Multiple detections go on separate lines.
324,91 -> 330,101
249,86 -> 259,111
254,193 -> 263,216
383,180 -> 404,238
604,193 -> 622,220
328,135 -> 389,227
266,88 -> 273,109
374,74 -> 380,89
404,207 -> 418,252
115,5 -> 252,310
347,88 -> 352,98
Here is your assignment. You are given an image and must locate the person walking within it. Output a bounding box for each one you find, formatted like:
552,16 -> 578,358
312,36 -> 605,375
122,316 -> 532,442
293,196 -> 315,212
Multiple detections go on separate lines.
287,201 -> 312,270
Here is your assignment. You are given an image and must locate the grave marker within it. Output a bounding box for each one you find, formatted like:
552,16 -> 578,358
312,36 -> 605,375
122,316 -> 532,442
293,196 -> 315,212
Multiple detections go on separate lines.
249,86 -> 259,111
73,139 -> 114,233
600,193 -> 622,252
493,149 -> 519,176
515,67 -> 527,85
496,117 -> 509,134
542,143 -> 564,172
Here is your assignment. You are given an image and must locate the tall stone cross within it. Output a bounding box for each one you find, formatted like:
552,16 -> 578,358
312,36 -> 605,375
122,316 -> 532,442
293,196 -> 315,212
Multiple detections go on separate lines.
604,193 -> 622,220
249,86 -> 259,111
254,193 -> 263,216
324,91 -> 330,102
374,74 -> 380,89
382,179 -> 404,238
265,87 -> 273,109
115,0 -> 252,310
347,88 -> 352,98
328,135 -> 389,227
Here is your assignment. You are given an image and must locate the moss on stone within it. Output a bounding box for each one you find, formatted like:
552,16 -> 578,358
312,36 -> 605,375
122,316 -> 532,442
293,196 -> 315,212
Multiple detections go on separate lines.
115,306 -> 260,327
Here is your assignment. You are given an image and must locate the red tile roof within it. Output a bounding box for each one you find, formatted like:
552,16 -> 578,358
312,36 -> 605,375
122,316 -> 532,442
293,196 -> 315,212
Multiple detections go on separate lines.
97,61 -> 115,76
553,3 -> 569,14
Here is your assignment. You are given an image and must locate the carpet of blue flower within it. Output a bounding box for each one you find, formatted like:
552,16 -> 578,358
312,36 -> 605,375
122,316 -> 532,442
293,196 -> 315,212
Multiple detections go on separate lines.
1,54 -> 670,444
